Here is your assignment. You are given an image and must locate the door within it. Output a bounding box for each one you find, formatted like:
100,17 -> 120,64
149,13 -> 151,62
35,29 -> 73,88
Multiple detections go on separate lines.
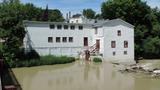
96,39 -> 100,51
84,37 -> 88,46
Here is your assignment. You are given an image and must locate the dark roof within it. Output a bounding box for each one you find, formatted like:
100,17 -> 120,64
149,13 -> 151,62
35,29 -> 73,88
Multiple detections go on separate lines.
72,14 -> 82,18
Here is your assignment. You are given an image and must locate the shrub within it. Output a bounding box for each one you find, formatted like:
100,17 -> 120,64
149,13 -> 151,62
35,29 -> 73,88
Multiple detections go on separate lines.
10,55 -> 76,68
93,57 -> 102,62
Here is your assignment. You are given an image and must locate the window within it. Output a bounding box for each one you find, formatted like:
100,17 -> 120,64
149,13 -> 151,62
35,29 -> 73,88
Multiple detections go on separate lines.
113,51 -> 116,56
95,20 -> 97,23
48,37 -> 53,43
57,25 -> 62,30
124,41 -> 128,48
69,37 -> 73,42
62,37 -> 67,42
111,41 -> 116,48
124,51 -> 127,55
95,27 -> 98,34
79,26 -> 83,30
50,24 -> 55,29
70,25 -> 75,30
117,30 -> 121,36
64,25 -> 68,30
76,20 -> 78,23
56,37 -> 61,43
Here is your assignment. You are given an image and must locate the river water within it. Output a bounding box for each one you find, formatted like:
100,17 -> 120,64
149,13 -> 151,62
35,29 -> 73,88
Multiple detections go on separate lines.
12,60 -> 160,90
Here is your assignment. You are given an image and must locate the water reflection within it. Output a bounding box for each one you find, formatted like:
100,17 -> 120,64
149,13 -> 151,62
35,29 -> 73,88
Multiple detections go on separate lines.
12,60 -> 160,90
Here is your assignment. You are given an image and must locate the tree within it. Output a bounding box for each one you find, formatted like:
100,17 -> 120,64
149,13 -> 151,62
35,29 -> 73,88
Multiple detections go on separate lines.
42,5 -> 49,21
143,36 -> 160,58
95,14 -> 103,19
48,9 -> 64,22
0,0 -> 64,63
101,0 -> 160,59
83,9 -> 96,19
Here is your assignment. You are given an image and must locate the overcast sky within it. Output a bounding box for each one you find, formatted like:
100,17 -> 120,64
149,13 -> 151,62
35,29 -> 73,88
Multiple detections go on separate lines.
1,0 -> 160,16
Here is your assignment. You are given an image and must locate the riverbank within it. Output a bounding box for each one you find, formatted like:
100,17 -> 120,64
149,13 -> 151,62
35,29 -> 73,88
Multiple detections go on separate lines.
8,55 -> 76,68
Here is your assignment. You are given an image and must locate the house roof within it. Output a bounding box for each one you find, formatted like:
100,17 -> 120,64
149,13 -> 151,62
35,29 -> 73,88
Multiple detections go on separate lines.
23,18 -> 134,28
23,20 -> 93,26
93,19 -> 134,28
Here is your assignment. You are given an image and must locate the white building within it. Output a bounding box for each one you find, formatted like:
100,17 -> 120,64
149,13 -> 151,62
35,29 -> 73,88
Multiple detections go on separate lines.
23,16 -> 134,63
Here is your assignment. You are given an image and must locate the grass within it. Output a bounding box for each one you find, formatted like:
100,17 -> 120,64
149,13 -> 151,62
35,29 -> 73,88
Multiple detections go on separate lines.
9,55 -> 75,68
93,57 -> 102,63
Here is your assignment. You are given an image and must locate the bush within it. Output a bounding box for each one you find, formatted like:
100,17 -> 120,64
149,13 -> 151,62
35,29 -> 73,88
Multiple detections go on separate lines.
93,57 -> 102,62
10,55 -> 75,68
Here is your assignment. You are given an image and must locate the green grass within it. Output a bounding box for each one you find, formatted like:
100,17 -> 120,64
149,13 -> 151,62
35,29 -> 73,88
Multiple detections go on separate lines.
93,57 -> 102,63
9,55 -> 75,68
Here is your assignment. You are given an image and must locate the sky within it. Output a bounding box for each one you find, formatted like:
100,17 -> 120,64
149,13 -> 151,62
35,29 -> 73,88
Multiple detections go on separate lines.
20,0 -> 105,14
0,0 -> 160,16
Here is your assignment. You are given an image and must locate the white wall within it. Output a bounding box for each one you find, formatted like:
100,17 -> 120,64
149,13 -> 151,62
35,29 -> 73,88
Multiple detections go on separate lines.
69,18 -> 83,23
90,27 -> 104,54
24,19 -> 135,62
103,23 -> 134,63
24,22 -> 93,56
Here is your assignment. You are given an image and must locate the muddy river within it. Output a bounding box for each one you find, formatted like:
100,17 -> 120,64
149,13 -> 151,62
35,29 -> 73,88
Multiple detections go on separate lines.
12,60 -> 160,90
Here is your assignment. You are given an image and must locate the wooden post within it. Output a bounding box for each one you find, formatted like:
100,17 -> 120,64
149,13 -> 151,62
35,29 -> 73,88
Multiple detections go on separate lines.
85,50 -> 90,61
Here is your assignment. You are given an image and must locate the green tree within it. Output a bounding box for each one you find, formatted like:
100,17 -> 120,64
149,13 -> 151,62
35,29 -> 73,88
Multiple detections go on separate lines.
143,36 -> 160,58
0,0 -> 64,63
101,0 -> 160,59
83,9 -> 96,19
48,9 -> 64,22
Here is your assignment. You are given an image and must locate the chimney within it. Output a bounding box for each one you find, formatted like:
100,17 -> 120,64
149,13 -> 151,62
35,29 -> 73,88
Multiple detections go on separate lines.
69,11 -> 71,18
66,13 -> 68,20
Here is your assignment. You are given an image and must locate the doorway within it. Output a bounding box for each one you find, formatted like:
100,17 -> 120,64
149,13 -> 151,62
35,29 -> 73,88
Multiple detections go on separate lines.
96,39 -> 100,51
84,37 -> 88,46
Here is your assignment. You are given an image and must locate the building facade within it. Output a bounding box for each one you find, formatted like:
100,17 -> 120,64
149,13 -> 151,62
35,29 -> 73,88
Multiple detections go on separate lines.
23,16 -> 134,63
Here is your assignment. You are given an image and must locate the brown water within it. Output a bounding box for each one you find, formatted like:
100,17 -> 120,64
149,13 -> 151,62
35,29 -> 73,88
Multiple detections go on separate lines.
12,60 -> 160,90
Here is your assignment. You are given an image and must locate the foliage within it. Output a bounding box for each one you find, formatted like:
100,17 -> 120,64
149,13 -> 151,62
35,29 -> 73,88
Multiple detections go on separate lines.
9,55 -> 75,68
0,0 -> 64,61
143,36 -> 160,58
83,9 -> 96,19
93,57 -> 102,62
101,0 -> 160,59
48,9 -> 64,22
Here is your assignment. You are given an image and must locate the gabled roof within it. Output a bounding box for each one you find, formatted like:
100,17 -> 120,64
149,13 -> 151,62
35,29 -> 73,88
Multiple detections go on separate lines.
103,19 -> 134,28
93,18 -> 134,28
